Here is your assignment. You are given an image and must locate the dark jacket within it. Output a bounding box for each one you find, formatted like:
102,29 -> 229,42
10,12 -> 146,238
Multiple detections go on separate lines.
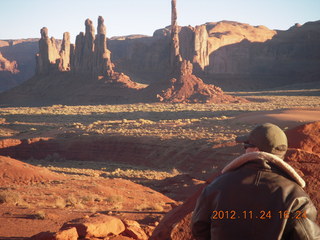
191,152 -> 320,240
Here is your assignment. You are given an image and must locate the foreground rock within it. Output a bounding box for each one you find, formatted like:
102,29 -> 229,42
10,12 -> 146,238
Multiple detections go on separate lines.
286,121 -> 320,154
150,121 -> 320,239
31,214 -> 148,240
61,214 -> 125,238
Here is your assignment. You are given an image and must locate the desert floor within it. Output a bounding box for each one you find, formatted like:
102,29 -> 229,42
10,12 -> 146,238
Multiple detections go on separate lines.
0,88 -> 319,239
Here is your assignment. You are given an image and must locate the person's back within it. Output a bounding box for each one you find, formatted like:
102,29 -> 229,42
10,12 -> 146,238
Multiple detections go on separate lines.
191,123 -> 320,240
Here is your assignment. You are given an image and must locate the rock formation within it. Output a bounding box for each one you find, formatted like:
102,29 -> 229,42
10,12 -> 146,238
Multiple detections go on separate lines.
37,16 -> 115,79
155,60 -> 239,103
109,20 -> 320,90
58,32 -> 71,71
1,19 -> 320,94
36,27 -> 60,74
31,213 -> 149,240
146,0 -> 243,103
94,16 -> 114,77
0,39 -> 38,92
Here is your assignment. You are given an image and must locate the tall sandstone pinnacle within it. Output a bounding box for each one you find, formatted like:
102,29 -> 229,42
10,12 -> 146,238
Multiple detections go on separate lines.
58,32 -> 71,71
170,0 -> 208,71
170,0 -> 182,68
36,27 -> 60,74
72,19 -> 95,73
94,16 -> 114,77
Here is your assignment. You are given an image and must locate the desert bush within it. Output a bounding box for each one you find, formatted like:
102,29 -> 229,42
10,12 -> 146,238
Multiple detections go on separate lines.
63,193 -> 86,209
135,203 -> 164,212
105,195 -> 123,204
105,195 -> 123,210
81,195 -> 94,203
34,210 -> 46,220
55,196 -> 66,209
0,191 -> 22,205
65,193 -> 79,207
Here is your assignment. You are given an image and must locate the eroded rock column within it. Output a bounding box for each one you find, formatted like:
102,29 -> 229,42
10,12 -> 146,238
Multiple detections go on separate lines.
94,16 -> 114,77
36,27 -> 60,74
58,32 -> 71,71
170,0 -> 182,69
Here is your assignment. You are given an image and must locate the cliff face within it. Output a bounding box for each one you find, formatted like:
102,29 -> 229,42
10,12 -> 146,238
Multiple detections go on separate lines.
0,39 -> 38,92
110,21 -> 276,76
0,52 -> 19,73
109,20 -> 320,90
0,52 -> 19,92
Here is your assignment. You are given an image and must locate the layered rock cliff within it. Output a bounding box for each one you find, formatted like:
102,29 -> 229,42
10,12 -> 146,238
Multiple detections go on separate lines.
109,20 -> 320,90
0,51 -> 20,92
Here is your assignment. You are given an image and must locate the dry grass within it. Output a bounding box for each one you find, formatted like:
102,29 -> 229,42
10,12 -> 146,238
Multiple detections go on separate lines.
0,92 -> 319,212
0,94 -> 319,144
33,210 -> 46,220
0,191 -> 20,204
135,202 -> 164,212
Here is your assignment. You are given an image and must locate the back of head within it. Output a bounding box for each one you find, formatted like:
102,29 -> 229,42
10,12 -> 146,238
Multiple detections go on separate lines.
237,123 -> 288,158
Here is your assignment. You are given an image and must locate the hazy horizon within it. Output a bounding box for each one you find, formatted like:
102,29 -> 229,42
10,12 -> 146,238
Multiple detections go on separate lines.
1,0 -> 320,42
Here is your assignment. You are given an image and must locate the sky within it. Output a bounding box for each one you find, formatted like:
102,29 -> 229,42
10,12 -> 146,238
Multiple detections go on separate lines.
1,0 -> 319,42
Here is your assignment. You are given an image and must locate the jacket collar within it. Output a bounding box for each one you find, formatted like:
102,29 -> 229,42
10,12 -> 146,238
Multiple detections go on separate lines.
221,151 -> 306,188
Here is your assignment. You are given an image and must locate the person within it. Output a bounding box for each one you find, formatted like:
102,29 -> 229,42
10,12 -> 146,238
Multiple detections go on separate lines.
191,123 -> 320,239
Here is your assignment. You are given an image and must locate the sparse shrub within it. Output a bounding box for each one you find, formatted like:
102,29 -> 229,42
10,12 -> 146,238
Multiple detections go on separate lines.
66,193 -> 79,207
111,202 -> 123,210
0,191 -> 22,205
105,195 -> 123,204
34,210 -> 46,220
81,195 -> 94,203
105,195 -> 123,210
135,203 -> 164,212
55,196 -> 66,209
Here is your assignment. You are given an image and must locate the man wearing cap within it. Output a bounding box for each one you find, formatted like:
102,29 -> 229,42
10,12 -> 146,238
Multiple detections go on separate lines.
191,123 -> 320,239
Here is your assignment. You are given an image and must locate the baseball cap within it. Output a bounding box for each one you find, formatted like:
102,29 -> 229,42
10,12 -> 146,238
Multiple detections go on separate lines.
236,123 -> 288,153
